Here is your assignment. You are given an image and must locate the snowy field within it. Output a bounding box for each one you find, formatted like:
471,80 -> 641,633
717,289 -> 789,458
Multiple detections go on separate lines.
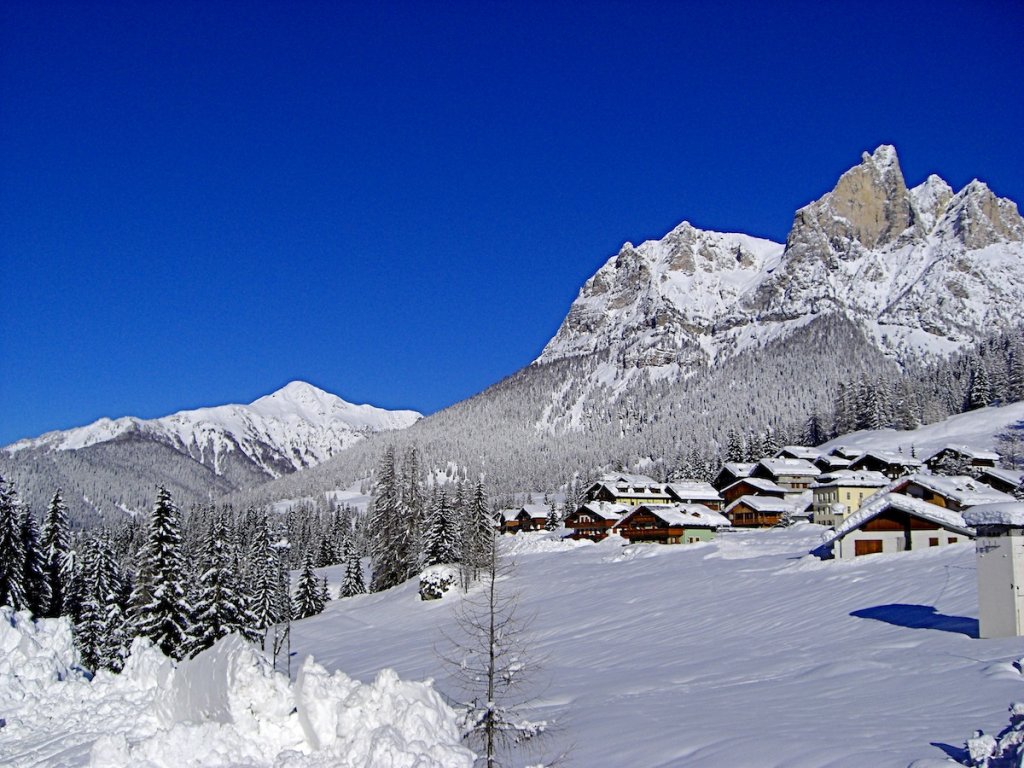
5,527 -> 1024,766
290,527 -> 1024,768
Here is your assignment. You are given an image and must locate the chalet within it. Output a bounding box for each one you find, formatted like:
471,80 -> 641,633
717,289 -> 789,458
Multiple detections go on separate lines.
847,450 -> 923,480
810,470 -> 890,528
495,509 -> 521,535
925,445 -> 1001,475
892,474 -> 1015,512
615,504 -> 730,545
814,454 -> 853,473
563,501 -> 627,541
584,474 -> 674,506
750,458 -> 820,491
828,445 -> 863,461
775,445 -> 824,462
721,477 -> 787,506
724,495 -> 793,528
819,492 -> 974,559
514,504 -> 550,533
666,480 -> 723,510
977,467 -> 1024,496
713,462 -> 755,492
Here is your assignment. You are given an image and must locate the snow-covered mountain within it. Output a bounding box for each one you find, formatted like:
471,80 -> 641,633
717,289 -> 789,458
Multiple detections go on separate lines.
539,145 -> 1024,369
6,381 -> 421,477
0,382 -> 420,521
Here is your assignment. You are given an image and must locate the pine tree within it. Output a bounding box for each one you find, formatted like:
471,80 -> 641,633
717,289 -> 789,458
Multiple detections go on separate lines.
461,481 -> 493,586
248,511 -> 288,631
0,475 -> 27,610
129,486 -> 193,660
41,490 -> 72,618
20,509 -> 50,616
293,549 -> 326,619
422,490 -> 459,567
191,511 -> 259,654
370,447 -> 416,591
968,360 -> 993,410
75,535 -> 129,672
315,534 -> 336,568
545,499 -> 559,531
340,552 -> 366,597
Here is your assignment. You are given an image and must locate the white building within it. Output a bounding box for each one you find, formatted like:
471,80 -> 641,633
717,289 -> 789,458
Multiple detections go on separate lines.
820,492 -> 974,559
964,503 -> 1024,639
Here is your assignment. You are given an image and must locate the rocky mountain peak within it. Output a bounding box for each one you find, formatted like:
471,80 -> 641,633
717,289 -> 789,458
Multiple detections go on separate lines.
789,144 -> 917,255
936,179 -> 1024,249
909,174 -> 954,233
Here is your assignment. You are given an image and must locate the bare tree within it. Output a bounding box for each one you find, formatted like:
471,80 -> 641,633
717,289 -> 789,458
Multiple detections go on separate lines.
441,533 -> 557,767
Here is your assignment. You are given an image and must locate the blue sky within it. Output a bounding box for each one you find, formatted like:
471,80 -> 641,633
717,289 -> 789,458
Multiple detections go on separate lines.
2,0 -> 1022,444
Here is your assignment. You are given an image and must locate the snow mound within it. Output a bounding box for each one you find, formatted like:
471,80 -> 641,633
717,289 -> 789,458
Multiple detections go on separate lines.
0,610 -> 473,768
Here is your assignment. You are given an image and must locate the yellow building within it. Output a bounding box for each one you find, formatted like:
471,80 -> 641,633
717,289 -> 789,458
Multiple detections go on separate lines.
811,470 -> 890,528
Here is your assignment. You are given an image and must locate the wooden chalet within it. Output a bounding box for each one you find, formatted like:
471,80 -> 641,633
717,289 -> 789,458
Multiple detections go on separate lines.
925,445 -> 1001,475
892,474 -> 1014,513
666,480 -> 723,510
495,509 -> 521,535
977,467 -> 1024,496
750,458 -> 820,491
847,451 -> 922,480
819,492 -> 974,559
514,504 -> 550,533
814,454 -> 853,473
563,501 -> 627,541
713,462 -> 755,492
615,504 -> 730,545
584,474 -> 674,507
724,495 -> 793,528
721,477 -> 787,506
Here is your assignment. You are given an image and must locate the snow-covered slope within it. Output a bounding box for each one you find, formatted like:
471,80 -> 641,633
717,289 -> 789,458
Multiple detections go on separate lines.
278,528 -> 1019,767
539,145 -> 1024,370
5,381 -> 421,478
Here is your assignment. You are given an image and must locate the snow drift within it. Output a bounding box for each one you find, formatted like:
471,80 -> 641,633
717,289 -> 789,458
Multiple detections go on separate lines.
0,607 -> 473,767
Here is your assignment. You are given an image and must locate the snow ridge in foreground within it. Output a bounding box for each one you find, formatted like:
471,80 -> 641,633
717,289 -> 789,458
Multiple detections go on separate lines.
0,608 -> 473,768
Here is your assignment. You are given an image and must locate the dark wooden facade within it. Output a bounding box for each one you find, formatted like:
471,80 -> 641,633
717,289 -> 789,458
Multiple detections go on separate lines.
721,479 -> 786,505
726,500 -> 787,528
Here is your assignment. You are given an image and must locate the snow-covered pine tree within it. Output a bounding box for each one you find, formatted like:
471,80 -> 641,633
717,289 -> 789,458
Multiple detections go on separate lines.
41,490 -> 72,618
0,475 -> 27,610
725,427 -> 745,462
247,511 -> 288,631
968,359 -> 993,410
422,489 -> 458,567
315,534 -> 336,568
293,549 -> 326,620
340,551 -> 366,597
369,446 -> 416,591
545,498 -> 559,531
129,485 -> 193,660
191,511 -> 259,655
460,481 -> 493,586
20,509 -> 50,617
75,534 -> 129,672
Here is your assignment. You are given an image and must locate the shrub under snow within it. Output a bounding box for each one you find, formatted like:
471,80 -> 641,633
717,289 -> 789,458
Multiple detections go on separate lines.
0,607 -> 473,767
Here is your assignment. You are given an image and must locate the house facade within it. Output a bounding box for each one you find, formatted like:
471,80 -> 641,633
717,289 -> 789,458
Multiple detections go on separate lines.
821,493 -> 974,559
750,458 -> 820,491
615,504 -> 730,545
563,501 -> 627,541
724,496 -> 793,528
811,470 -> 889,528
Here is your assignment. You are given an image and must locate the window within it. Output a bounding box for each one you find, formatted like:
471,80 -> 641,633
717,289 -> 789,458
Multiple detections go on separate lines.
929,537 -> 939,547
948,537 -> 957,544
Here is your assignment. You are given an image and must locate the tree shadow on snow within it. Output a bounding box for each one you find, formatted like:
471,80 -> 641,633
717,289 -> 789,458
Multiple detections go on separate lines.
850,604 -> 978,638
929,741 -> 970,762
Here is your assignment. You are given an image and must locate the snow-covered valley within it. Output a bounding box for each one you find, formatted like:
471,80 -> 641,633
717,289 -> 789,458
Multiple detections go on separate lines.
7,524 -> 1023,767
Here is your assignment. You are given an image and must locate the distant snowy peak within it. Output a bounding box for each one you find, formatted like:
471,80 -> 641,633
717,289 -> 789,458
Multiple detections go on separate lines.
6,381 -> 421,477
538,145 -> 1024,370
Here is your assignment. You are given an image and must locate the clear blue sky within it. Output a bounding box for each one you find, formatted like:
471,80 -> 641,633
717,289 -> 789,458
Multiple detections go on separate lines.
2,0 -> 1022,444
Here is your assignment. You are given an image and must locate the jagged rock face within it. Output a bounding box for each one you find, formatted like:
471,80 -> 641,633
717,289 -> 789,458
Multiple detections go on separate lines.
541,145 -> 1024,371
538,223 -> 783,367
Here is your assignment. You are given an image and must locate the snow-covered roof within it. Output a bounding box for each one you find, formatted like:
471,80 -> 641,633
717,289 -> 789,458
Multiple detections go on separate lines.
619,503 -> 731,529
901,474 -> 1015,507
823,492 -> 975,547
723,477 -> 787,495
816,456 -> 853,469
776,446 -> 823,460
519,504 -> 550,518
964,503 -> 1024,528
666,481 -> 721,501
811,470 -> 890,490
979,467 -> 1024,488
925,445 -> 1001,463
756,458 -> 821,478
850,450 -> 923,468
725,495 -> 793,514
719,462 -> 755,478
496,509 -> 520,522
574,501 -> 628,521
592,472 -> 659,487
